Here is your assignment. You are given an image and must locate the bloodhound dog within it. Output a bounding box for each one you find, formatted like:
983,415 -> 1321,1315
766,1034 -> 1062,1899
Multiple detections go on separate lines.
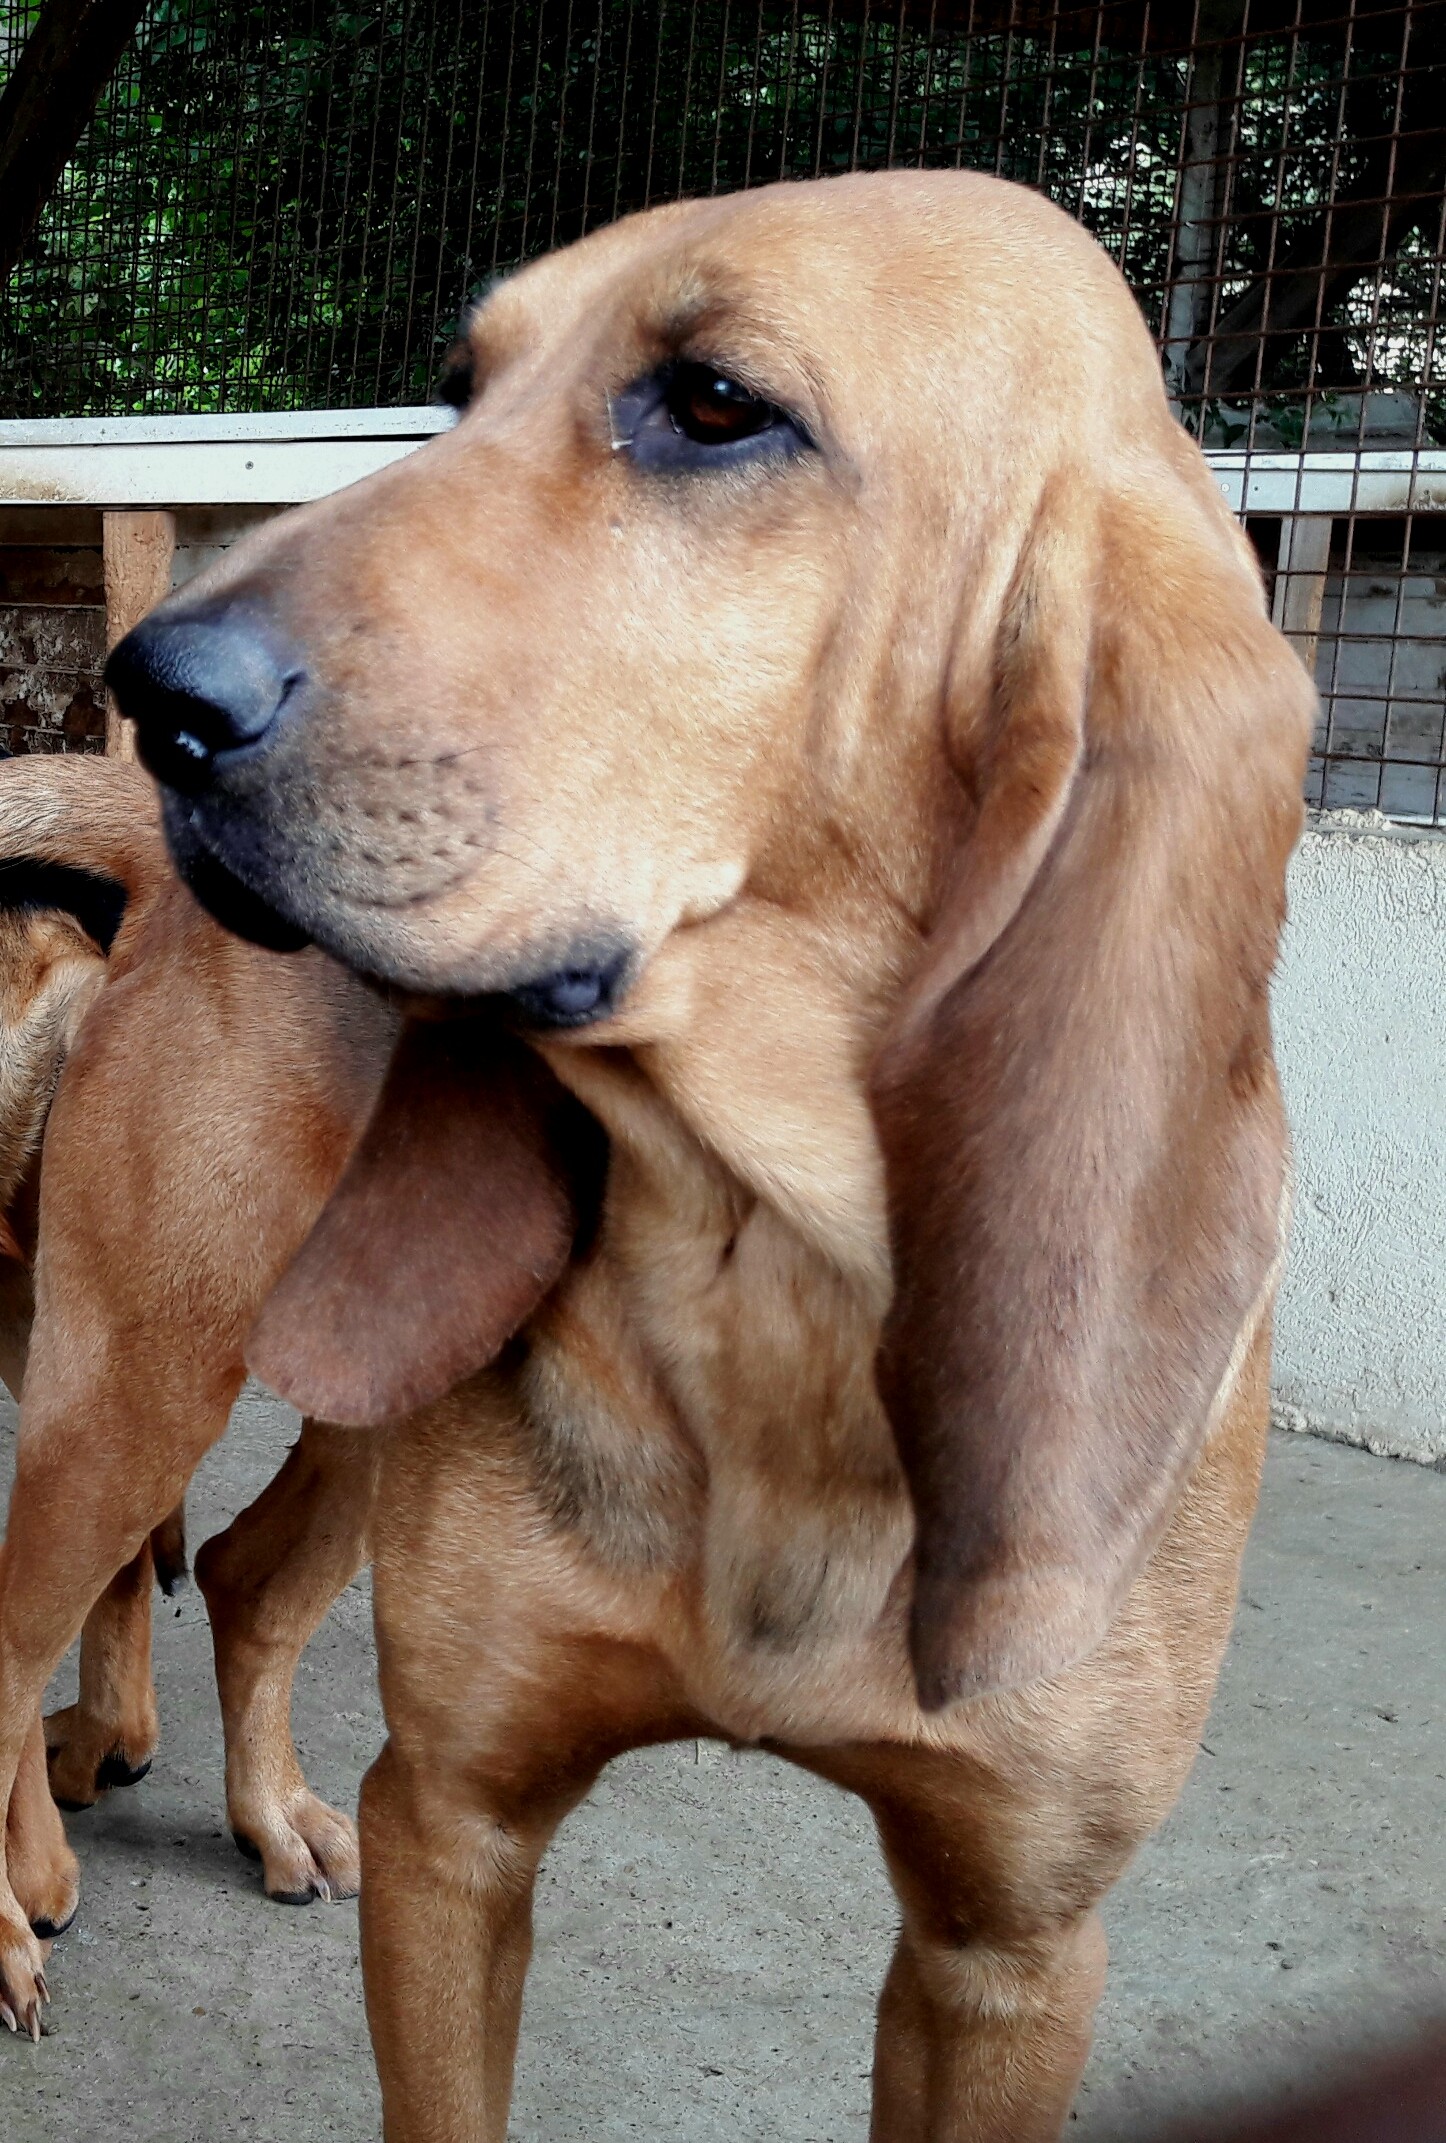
0,795 -> 191,1823
0,757 -> 393,2033
0,848 -> 113,1954
105,169 -> 1311,2137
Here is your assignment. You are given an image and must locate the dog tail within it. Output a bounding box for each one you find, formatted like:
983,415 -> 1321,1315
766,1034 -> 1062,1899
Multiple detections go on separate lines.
150,1502 -> 189,1596
0,754 -> 167,952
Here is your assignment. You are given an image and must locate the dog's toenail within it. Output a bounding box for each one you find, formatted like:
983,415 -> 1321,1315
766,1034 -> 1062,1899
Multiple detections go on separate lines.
95,1752 -> 152,1793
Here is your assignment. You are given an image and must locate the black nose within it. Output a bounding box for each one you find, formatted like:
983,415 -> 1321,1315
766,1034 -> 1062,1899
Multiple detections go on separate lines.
105,609 -> 299,793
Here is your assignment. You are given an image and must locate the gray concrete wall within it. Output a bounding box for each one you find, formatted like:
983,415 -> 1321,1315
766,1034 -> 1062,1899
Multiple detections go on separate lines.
1274,811 -> 1446,1464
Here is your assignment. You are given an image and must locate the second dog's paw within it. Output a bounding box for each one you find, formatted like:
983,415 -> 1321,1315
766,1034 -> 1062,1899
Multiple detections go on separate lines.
9,1830 -> 79,1943
0,1904 -> 51,2043
44,1705 -> 157,1812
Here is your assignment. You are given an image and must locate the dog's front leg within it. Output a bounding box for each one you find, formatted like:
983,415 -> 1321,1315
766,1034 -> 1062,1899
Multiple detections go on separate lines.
869,1904 -> 1107,2142
0,1359 -> 244,2031
6,1715 -> 77,1954
796,1740 -> 1121,2143
356,1417 -> 688,2141
358,1736 -> 587,2143
0,1597 -> 93,2027
45,1538 -> 161,1808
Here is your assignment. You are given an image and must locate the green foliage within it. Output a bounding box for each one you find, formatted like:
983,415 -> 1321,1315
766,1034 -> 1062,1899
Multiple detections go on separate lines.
0,0 -> 1441,417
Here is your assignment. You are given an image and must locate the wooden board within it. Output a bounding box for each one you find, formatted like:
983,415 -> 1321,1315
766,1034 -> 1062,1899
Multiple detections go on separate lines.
102,509 -> 174,759
1210,450 -> 1446,519
1271,515 -> 1334,678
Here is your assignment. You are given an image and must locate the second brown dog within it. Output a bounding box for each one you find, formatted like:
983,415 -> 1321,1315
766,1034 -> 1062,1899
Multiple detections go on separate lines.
0,754 -> 392,2032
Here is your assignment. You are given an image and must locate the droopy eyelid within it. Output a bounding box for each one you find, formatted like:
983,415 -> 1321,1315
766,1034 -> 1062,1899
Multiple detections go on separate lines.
650,326 -> 817,428
608,360 -> 813,472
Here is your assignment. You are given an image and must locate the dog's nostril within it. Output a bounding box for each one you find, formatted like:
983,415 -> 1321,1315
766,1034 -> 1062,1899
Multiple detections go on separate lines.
105,609 -> 299,795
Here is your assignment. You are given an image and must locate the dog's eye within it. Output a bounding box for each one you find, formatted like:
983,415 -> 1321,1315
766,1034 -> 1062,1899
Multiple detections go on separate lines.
612,361 -> 810,472
664,365 -> 778,445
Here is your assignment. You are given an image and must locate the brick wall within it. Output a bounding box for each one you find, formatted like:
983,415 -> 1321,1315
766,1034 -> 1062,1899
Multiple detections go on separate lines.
0,509 -> 106,753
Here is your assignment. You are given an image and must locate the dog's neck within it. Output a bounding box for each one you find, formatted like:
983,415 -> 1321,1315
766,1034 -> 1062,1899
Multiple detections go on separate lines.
524,882 -> 918,1730
540,878 -> 913,1307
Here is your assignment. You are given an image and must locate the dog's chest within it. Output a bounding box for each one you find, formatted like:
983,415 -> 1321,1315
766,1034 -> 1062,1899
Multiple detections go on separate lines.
517,1053 -> 913,1709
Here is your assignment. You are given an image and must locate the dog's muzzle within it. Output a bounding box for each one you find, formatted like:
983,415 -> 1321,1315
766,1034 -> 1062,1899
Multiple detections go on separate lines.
107,601 -> 638,1029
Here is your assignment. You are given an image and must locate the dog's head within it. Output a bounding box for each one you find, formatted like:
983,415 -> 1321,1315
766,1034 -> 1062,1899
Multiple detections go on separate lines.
109,171 -> 1313,1703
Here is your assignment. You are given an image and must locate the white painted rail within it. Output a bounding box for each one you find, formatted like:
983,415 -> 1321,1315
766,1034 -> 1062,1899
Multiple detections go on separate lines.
1207,448 -> 1446,518
0,410 -> 1443,514
0,409 -> 455,506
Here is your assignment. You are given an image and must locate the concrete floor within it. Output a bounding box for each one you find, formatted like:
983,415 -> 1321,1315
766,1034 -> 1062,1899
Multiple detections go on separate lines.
0,1392 -> 1442,2143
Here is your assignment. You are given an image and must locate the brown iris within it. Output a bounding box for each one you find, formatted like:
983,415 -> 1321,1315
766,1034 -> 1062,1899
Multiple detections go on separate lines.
663,363 -> 778,445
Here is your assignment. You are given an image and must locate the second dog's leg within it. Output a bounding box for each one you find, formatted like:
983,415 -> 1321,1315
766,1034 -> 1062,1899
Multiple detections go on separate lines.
6,1247 -> 175,1820
196,1420 -> 378,1906
0,915 -> 394,2029
0,1365 -> 246,2030
45,1540 -> 160,1808
7,1715 -> 76,1947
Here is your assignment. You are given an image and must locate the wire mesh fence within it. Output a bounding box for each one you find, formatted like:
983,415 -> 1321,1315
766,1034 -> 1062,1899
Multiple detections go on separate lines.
1,0 -> 1444,806
1305,514 -> 1446,820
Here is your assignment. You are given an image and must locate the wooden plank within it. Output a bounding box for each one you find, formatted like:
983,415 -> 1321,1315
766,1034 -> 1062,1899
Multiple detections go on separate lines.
1271,515 -> 1334,678
1,433 -> 1439,517
103,510 -> 174,759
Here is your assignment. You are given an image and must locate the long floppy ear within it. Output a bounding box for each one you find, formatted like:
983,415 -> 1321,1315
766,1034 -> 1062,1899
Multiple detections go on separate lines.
872,470 -> 1312,1709
248,1020 -> 603,1425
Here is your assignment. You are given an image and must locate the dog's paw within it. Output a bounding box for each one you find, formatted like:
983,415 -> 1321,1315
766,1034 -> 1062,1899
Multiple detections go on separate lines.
231,1788 -> 360,1907
9,1822 -> 79,1944
0,1905 -> 51,2043
44,1703 -> 156,1812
